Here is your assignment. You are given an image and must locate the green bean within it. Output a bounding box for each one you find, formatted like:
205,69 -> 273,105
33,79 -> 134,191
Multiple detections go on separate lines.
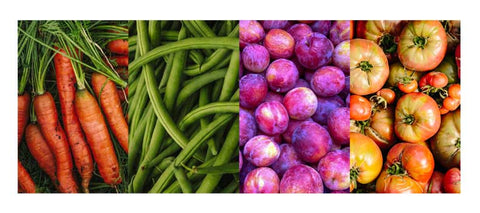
129,37 -> 239,74
218,49 -> 239,102
148,20 -> 162,48
190,20 -> 216,37
165,26 -> 187,111
219,179 -> 239,193
178,102 -> 239,130
211,78 -> 224,102
140,108 -> 157,163
151,156 -> 175,178
196,118 -> 239,193
199,87 -> 217,157
174,167 -> 192,193
128,35 -> 137,47
183,49 -> 231,76
176,68 -> 227,107
188,49 -> 204,65
160,30 -> 179,41
187,162 -> 238,175
128,104 -> 153,175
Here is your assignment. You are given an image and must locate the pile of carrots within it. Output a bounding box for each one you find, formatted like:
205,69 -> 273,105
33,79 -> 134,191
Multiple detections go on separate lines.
17,21 -> 128,193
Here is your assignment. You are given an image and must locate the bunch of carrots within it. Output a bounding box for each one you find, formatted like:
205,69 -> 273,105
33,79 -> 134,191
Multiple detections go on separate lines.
17,21 -> 128,193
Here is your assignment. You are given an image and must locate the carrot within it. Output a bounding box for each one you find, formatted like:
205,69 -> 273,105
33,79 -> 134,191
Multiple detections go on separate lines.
107,39 -> 128,55
34,92 -> 78,193
18,161 -> 36,193
110,55 -> 129,67
91,73 -> 129,153
18,93 -> 30,144
75,89 -> 122,185
25,123 -> 57,186
54,48 -> 94,192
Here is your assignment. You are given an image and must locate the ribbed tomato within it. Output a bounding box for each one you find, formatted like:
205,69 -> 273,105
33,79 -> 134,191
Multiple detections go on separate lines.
431,109 -> 460,169
350,39 -> 389,95
350,95 -> 372,121
443,167 -> 460,193
376,143 -> 435,193
386,62 -> 424,87
365,106 -> 396,150
394,92 -> 441,143
350,132 -> 383,192
356,20 -> 407,60
397,20 -> 448,71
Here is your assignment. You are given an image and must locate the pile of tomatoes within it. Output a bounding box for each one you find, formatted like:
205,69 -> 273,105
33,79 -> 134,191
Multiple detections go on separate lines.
349,20 -> 460,193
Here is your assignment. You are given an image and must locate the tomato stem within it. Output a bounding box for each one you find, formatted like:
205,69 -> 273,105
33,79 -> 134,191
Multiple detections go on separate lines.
379,33 -> 397,54
350,166 -> 360,190
413,36 -> 427,49
357,61 -> 373,72
403,114 -> 415,125
455,138 -> 460,149
387,162 -> 407,176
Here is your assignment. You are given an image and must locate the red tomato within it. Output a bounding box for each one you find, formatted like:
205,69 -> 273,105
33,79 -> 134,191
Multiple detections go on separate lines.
431,109 -> 460,169
425,171 -> 444,193
376,88 -> 396,105
350,132 -> 383,192
350,95 -> 372,121
398,79 -> 417,93
443,97 -> 460,111
364,106 -> 396,150
356,20 -> 407,60
386,62 -> 424,87
419,71 -> 449,89
398,21 -> 448,71
376,143 -> 435,193
448,84 -> 461,100
439,106 -> 449,115
394,92 -> 441,143
350,39 -> 389,95
443,167 -> 460,193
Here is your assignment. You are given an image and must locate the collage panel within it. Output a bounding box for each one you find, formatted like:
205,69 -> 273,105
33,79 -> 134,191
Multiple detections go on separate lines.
350,20 -> 461,193
17,20 -> 129,193
128,20 -> 240,193
239,20 -> 351,193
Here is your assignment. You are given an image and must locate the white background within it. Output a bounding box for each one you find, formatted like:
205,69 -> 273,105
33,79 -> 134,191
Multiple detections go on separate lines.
1,0 -> 478,213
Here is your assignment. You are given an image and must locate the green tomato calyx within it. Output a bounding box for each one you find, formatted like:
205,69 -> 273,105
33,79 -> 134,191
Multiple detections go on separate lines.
403,114 -> 415,125
357,61 -> 373,72
413,36 -> 427,49
387,161 -> 407,176
379,33 -> 397,54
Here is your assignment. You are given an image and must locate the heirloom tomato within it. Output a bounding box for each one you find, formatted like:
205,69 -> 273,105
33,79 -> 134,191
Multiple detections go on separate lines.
364,106 -> 396,150
355,20 -> 406,60
350,95 -> 372,121
431,109 -> 460,169
443,167 -> 460,193
350,132 -> 383,191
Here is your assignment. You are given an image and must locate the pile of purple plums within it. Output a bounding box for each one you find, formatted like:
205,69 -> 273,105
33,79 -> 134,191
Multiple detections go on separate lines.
239,20 -> 351,193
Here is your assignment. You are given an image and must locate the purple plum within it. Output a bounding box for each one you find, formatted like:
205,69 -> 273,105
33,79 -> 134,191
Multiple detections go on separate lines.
280,164 -> 323,193
310,66 -> 345,97
295,32 -> 334,70
327,107 -> 350,146
283,87 -> 317,120
243,167 -> 280,193
239,20 -> 265,48
311,21 -> 332,35
287,23 -> 313,43
311,95 -> 345,125
282,117 -> 312,144
262,91 -> 284,103
265,59 -> 299,93
239,151 -> 243,171
239,107 -> 257,147
271,144 -> 303,177
254,101 -> 289,135
243,135 -> 280,167
239,74 -> 268,109
292,121 -> 332,163
317,149 -> 349,191
333,40 -> 350,75
261,20 -> 289,30
242,44 -> 270,73
329,20 -> 352,46
264,29 -> 295,59
294,78 -> 310,89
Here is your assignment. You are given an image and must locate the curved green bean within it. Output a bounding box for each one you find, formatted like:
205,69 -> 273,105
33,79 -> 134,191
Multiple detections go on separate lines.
176,69 -> 227,107
178,102 -> 239,129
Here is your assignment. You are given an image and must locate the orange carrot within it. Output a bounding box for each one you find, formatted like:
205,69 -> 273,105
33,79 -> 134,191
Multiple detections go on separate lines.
107,39 -> 128,55
91,73 -> 128,153
18,93 -> 30,144
110,55 -> 129,67
54,48 -> 94,192
25,123 -> 57,188
34,92 -> 78,193
75,89 -> 122,185
18,161 -> 36,193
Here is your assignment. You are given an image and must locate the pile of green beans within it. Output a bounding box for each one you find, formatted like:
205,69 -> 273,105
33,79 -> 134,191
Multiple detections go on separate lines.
128,20 -> 239,193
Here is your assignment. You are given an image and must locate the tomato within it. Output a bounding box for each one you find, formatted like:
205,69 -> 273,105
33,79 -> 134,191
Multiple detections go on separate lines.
355,20 -> 407,60
386,62 -> 424,87
350,132 -> 383,192
398,21 -> 448,71
350,95 -> 372,121
398,79 -> 417,93
350,39 -> 389,95
376,88 -> 396,105
425,171 -> 444,193
443,97 -> 460,111
455,44 -> 460,79
440,20 -> 461,53
443,167 -> 460,193
439,106 -> 449,115
364,106 -> 396,150
448,84 -> 460,100
394,92 -> 441,143
419,71 -> 448,89
376,143 -> 435,193
434,55 -> 459,84
431,109 -> 460,169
